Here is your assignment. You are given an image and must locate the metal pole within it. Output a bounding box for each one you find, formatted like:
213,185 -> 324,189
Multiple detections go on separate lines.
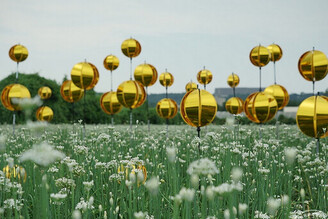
146,87 -> 150,133
16,62 -> 19,82
274,62 -> 277,85
166,119 -> 169,139
259,67 -> 262,92
129,109 -> 133,132
316,138 -> 320,154
130,58 -> 132,80
111,115 -> 114,126
13,112 -> 16,136
83,89 -> 86,139
110,70 -> 113,92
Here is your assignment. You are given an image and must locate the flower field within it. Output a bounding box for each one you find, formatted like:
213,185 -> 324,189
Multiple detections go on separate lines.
0,123 -> 327,218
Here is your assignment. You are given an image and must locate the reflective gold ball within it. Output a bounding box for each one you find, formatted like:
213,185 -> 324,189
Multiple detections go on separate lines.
100,91 -> 122,115
3,165 -> 27,183
197,69 -> 213,85
227,73 -> 240,88
267,44 -> 283,62
60,80 -> 84,103
71,62 -> 99,90
9,44 -> 28,62
121,38 -> 141,58
116,80 -> 146,109
244,92 -> 278,123
38,86 -> 52,100
156,98 -> 178,119
225,97 -> 244,115
1,84 -> 31,111
296,95 -> 328,139
134,63 -> 158,87
36,106 -> 54,122
180,89 -> 217,127
118,163 -> 147,186
159,72 -> 174,87
298,50 -> 328,82
249,46 -> 271,67
185,82 -> 197,92
103,55 -> 119,71
264,84 -> 289,110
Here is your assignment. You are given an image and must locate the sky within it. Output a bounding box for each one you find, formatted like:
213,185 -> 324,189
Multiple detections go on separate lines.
1,0 -> 328,95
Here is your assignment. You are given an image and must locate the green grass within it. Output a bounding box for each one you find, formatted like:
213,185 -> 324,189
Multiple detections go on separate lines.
0,123 -> 327,218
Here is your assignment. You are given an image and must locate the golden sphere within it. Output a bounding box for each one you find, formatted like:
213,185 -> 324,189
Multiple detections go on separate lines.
180,89 -> 217,127
296,95 -> 328,139
267,44 -> 283,62
103,55 -> 119,71
71,62 -> 99,90
197,69 -> 213,85
1,84 -> 31,111
264,84 -> 289,110
36,106 -> 54,122
100,91 -> 122,115
156,98 -> 178,119
249,46 -> 271,67
118,163 -> 147,186
38,86 -> 52,100
227,73 -> 240,88
134,63 -> 158,87
159,72 -> 174,87
185,82 -> 197,92
121,38 -> 141,58
9,44 -> 28,62
244,92 -> 278,123
60,80 -> 84,103
298,50 -> 328,82
225,97 -> 244,115
3,165 -> 27,183
116,80 -> 146,109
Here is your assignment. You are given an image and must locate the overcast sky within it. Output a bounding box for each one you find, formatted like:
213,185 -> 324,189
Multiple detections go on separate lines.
1,0 -> 328,95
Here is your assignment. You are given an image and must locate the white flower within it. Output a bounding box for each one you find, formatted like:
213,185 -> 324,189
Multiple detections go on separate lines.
177,187 -> 195,202
6,157 -> 14,168
20,142 -> 65,167
281,195 -> 289,206
267,197 -> 280,215
187,158 -> 219,176
12,96 -> 42,116
284,147 -> 297,165
231,167 -> 243,182
300,188 -> 305,199
72,210 -> 82,219
190,174 -> 199,188
134,211 -> 147,219
0,135 -> 6,152
166,147 -> 177,163
238,203 -> 248,215
225,116 -> 235,127
83,180 -> 94,192
144,177 -> 160,196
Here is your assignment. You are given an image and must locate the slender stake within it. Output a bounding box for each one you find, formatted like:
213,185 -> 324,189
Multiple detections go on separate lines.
259,67 -> 262,92
83,89 -> 86,139
197,126 -> 201,154
130,58 -> 132,80
13,112 -> 16,136
129,109 -> 133,132
274,62 -> 277,84
165,86 -> 168,98
312,81 -> 315,96
110,70 -> 113,92
16,62 -> 19,82
233,87 -> 236,97
111,115 -> 114,126
146,87 -> 150,133
166,119 -> 169,139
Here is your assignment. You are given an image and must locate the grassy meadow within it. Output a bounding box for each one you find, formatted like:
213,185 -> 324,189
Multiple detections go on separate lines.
0,122 -> 327,218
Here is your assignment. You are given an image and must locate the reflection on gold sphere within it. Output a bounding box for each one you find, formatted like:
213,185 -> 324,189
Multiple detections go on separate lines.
244,92 -> 278,123
116,80 -> 146,109
197,69 -> 212,85
71,62 -> 99,90
185,82 -> 197,92
156,98 -> 178,119
264,84 -> 289,110
118,164 -> 147,186
60,80 -> 84,103
227,73 -> 240,88
267,44 -> 283,62
38,86 -> 52,100
36,106 -> 54,122
225,97 -> 244,115
180,89 -> 217,127
9,44 -> 28,62
103,55 -> 119,71
134,63 -> 158,87
159,72 -> 174,87
100,91 -> 122,115
1,84 -> 31,111
121,38 -> 141,58
249,46 -> 271,67
3,165 -> 27,183
296,95 -> 328,139
298,50 -> 328,82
